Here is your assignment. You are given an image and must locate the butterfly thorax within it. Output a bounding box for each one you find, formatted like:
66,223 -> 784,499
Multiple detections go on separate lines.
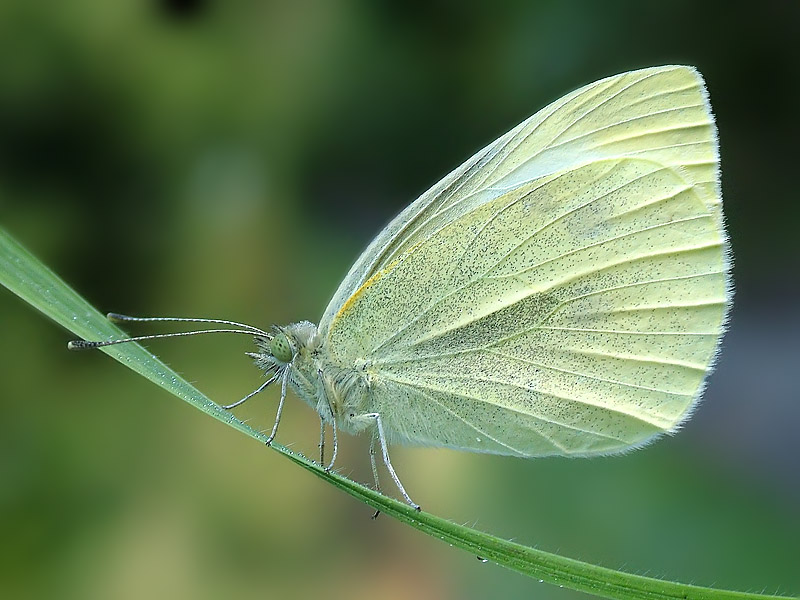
266,321 -> 372,436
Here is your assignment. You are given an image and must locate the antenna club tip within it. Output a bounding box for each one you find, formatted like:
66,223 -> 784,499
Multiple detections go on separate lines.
107,312 -> 124,322
68,340 -> 89,351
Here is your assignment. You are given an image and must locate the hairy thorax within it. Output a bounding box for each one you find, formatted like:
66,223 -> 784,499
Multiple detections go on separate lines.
279,321 -> 373,436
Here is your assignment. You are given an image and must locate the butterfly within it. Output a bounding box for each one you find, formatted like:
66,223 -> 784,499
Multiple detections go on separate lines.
70,65 -> 730,509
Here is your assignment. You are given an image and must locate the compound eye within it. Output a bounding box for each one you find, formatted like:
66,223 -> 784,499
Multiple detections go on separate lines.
270,332 -> 293,363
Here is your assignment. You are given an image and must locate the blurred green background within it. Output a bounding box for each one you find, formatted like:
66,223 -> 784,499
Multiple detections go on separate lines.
1,1 -> 798,599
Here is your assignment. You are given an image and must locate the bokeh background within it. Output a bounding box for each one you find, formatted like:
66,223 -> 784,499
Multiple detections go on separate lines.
1,1 -> 798,599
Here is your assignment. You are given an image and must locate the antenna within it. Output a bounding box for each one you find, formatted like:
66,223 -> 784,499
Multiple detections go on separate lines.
67,313 -> 271,350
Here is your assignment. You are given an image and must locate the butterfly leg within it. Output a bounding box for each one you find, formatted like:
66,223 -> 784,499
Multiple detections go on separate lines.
325,417 -> 338,472
265,365 -> 290,445
369,433 -> 383,519
317,369 -> 339,471
221,371 -> 279,409
362,412 -> 420,511
318,418 -> 326,466
369,433 -> 382,493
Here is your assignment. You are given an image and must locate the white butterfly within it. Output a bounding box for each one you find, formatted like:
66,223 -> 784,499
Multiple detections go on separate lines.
72,65 -> 730,509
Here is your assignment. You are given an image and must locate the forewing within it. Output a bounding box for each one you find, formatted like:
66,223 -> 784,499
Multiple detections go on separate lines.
319,65 -> 720,334
326,157 -> 728,455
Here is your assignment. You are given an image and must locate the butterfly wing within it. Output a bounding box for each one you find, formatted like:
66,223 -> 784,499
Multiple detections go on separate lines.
321,66 -> 729,456
319,65 -> 722,335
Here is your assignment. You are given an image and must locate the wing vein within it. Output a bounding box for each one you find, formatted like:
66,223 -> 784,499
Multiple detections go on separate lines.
381,369 -> 664,430
394,381 -> 531,454
548,69 -> 679,145
484,347 -> 693,396
502,219 -> 721,281
536,326 -> 719,336
550,107 -> 705,150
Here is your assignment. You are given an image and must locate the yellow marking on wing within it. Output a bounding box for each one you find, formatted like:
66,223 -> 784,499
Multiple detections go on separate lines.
333,240 -> 425,325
